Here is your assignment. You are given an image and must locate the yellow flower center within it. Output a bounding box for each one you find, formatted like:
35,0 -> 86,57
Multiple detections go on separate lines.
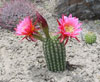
31,26 -> 35,31
65,26 -> 74,33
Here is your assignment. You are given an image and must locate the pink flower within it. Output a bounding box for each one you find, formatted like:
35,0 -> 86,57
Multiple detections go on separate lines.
15,17 -> 38,41
57,14 -> 82,45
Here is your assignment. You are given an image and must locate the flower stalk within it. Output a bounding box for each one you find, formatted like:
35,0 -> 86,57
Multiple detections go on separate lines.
32,34 -> 44,41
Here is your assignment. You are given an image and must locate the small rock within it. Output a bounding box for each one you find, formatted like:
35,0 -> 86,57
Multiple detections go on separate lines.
38,59 -> 44,63
50,78 -> 55,82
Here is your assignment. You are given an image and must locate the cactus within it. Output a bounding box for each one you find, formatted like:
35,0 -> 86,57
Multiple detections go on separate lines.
85,32 -> 96,44
43,38 -> 66,72
15,12 -> 82,72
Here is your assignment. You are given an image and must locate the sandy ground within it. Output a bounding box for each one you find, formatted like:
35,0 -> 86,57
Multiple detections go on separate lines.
0,18 -> 100,82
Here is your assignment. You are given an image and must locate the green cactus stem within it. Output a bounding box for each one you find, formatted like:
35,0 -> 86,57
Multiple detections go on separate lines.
43,38 -> 66,72
85,32 -> 96,44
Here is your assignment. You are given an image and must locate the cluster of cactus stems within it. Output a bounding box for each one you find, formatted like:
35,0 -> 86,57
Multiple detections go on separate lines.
43,38 -> 66,72
33,34 -> 66,72
85,32 -> 96,44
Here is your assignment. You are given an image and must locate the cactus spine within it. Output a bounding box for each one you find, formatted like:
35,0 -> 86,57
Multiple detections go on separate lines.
43,38 -> 66,72
85,32 -> 96,44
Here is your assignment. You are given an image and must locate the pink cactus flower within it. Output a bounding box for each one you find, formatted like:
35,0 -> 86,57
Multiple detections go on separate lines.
57,14 -> 82,45
15,17 -> 38,41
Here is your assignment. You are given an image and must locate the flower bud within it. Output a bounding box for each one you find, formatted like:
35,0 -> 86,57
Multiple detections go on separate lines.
36,11 -> 50,38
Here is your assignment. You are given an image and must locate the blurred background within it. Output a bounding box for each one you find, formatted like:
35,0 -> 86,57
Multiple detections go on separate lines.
0,0 -> 100,20
0,0 -> 100,31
